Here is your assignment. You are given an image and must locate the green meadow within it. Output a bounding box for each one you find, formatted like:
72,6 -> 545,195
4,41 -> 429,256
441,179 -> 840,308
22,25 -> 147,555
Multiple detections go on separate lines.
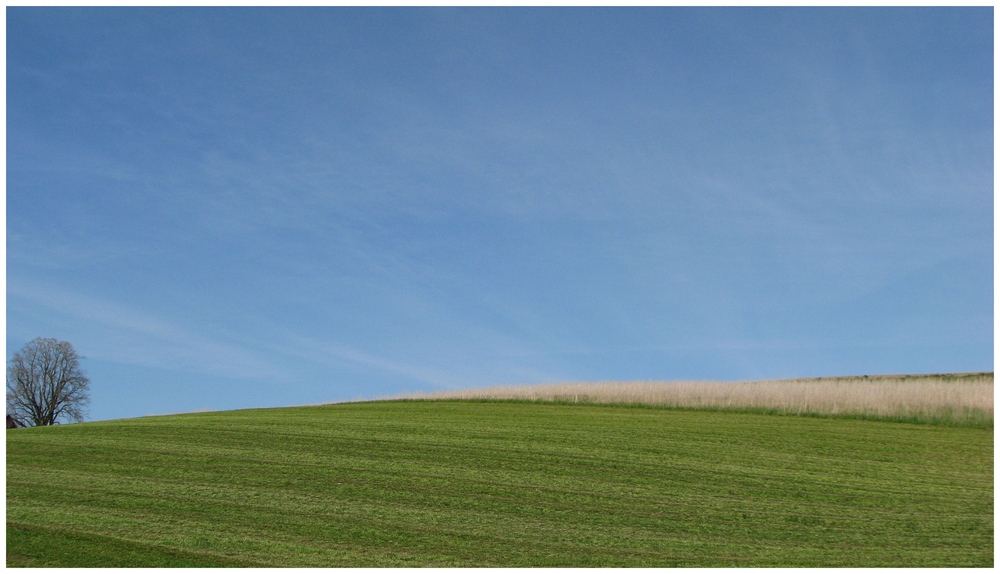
6,401 -> 993,567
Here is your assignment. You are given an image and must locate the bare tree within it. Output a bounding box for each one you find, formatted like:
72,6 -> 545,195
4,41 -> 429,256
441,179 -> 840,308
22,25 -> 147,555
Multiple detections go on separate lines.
7,338 -> 90,426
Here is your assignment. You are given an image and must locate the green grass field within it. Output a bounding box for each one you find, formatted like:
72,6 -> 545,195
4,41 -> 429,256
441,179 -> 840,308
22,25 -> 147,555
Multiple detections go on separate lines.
6,401 -> 993,567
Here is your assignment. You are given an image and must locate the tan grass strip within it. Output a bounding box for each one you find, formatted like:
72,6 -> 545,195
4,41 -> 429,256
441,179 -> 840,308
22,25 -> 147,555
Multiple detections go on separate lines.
389,373 -> 993,422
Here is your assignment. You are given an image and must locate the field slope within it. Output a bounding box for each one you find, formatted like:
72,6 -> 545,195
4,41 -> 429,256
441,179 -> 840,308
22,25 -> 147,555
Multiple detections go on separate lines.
7,401 -> 993,567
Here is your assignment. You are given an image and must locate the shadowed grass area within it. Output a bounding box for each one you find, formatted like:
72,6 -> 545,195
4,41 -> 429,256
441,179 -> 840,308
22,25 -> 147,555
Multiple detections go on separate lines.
7,524 -> 265,567
7,401 -> 994,567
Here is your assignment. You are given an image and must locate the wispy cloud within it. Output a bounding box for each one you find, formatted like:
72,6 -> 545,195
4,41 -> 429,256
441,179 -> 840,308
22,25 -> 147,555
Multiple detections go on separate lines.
7,278 -> 286,381
265,332 -> 462,389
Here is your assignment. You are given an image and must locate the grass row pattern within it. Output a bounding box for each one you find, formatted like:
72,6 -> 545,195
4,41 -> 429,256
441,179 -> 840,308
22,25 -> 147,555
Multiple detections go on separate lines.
6,401 -> 994,567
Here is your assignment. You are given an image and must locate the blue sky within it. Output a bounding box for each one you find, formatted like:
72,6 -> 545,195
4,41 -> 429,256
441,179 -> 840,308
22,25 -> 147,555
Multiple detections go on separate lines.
7,7 -> 993,422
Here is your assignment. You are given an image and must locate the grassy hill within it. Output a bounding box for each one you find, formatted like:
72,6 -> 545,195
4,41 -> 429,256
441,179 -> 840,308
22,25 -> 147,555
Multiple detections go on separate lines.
6,399 -> 993,567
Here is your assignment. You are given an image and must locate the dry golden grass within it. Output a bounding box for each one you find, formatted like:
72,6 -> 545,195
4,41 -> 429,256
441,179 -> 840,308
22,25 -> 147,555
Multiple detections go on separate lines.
391,372 -> 993,425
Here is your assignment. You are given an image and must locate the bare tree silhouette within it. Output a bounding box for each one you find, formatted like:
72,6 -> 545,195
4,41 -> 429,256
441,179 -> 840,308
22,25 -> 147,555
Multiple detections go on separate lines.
7,338 -> 90,426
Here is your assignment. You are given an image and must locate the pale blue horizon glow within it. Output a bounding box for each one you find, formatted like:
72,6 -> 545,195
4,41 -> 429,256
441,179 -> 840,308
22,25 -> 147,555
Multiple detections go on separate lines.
7,7 -> 993,422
